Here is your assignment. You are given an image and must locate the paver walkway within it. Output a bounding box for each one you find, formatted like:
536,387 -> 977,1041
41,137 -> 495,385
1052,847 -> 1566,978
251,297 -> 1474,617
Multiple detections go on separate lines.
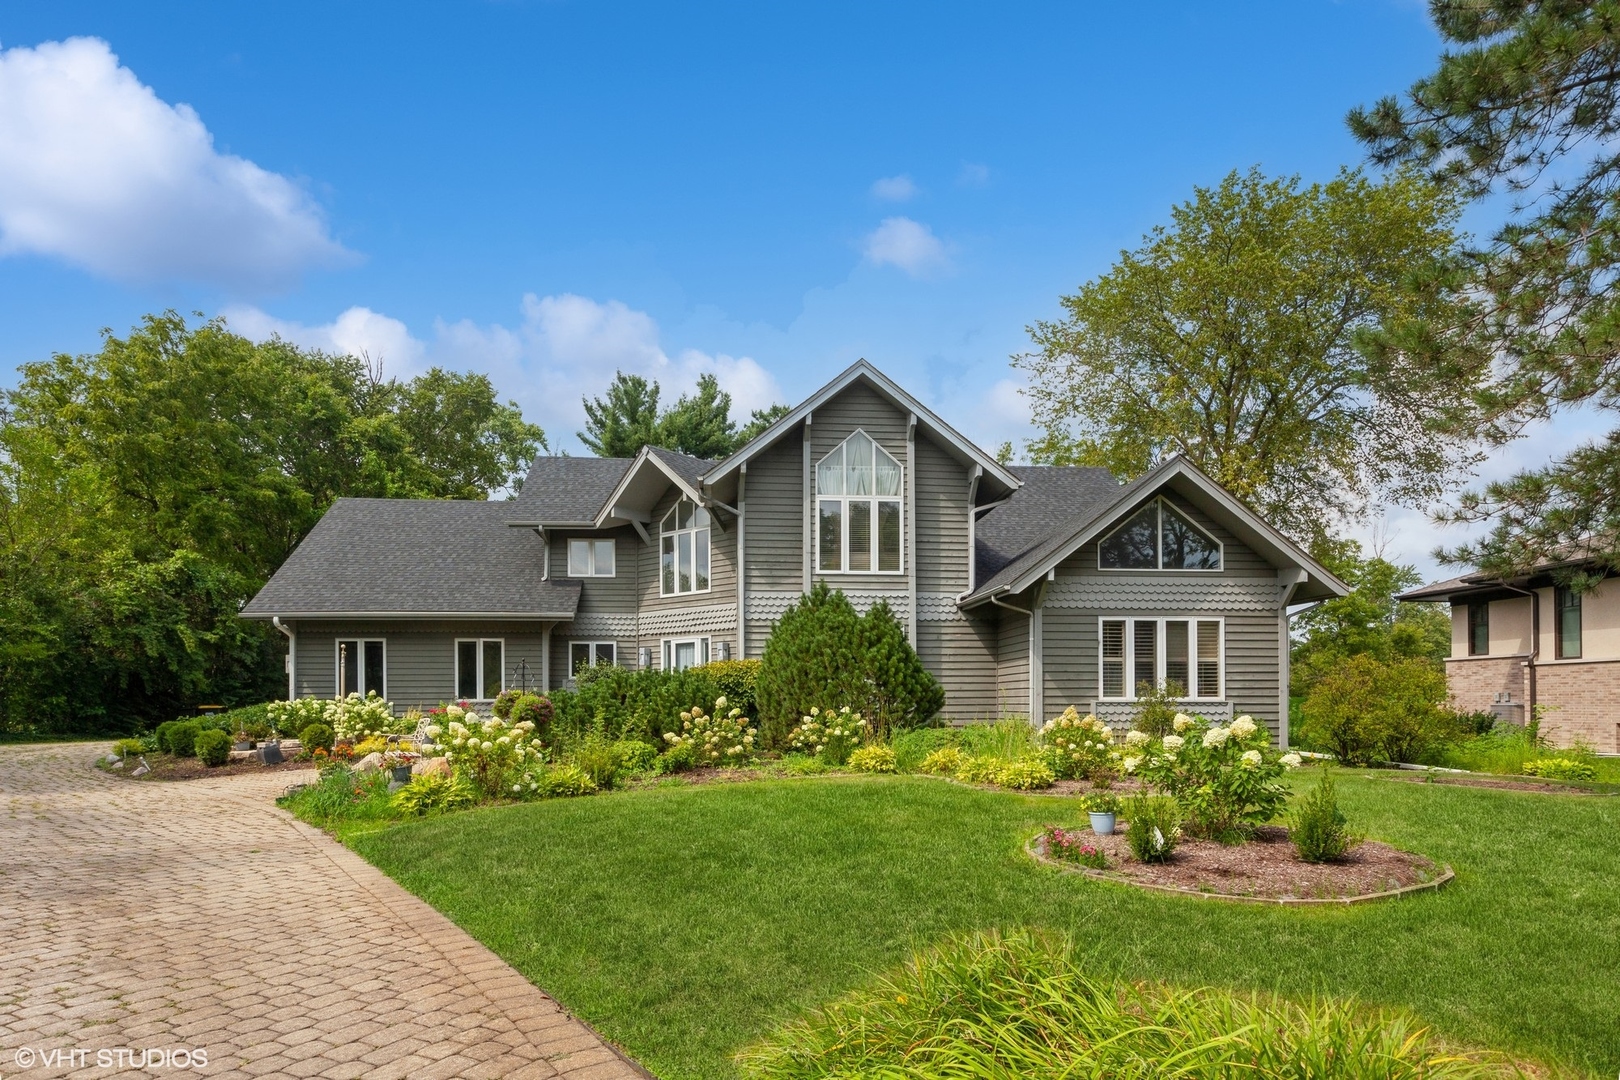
0,743 -> 647,1080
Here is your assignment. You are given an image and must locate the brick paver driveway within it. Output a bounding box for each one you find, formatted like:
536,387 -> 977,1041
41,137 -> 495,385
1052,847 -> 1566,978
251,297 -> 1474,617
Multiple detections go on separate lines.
0,743 -> 646,1080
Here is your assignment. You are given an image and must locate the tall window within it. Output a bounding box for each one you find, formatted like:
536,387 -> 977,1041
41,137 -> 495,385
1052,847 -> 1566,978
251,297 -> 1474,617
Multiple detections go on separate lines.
1098,500 -> 1222,570
817,430 -> 902,573
568,538 -> 615,577
661,498 -> 711,595
663,636 -> 709,671
1099,617 -> 1222,699
455,639 -> 504,700
570,641 -> 616,676
1467,602 -> 1489,656
1555,586 -> 1582,659
336,639 -> 385,698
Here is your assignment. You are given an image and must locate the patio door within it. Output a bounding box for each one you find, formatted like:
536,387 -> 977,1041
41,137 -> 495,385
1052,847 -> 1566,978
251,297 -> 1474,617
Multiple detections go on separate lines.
337,639 -> 385,698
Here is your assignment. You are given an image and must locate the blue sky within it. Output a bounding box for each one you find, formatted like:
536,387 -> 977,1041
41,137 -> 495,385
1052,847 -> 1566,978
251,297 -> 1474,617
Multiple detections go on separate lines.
0,1 -> 1597,580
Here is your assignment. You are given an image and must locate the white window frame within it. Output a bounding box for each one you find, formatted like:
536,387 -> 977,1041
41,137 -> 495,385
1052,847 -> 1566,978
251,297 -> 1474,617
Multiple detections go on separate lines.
1097,498 -> 1223,572
567,538 -> 616,577
454,638 -> 505,701
662,636 -> 710,671
815,428 -> 905,575
335,638 -> 386,699
660,498 -> 712,596
568,640 -> 618,678
1097,616 -> 1224,701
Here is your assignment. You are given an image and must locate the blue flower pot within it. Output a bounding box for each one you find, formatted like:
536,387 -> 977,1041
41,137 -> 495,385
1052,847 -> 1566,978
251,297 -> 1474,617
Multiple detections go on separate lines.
1089,811 -> 1116,836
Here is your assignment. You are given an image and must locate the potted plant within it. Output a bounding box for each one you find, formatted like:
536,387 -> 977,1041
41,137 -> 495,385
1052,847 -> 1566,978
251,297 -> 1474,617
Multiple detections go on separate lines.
386,749 -> 419,784
1085,791 -> 1120,835
232,730 -> 254,751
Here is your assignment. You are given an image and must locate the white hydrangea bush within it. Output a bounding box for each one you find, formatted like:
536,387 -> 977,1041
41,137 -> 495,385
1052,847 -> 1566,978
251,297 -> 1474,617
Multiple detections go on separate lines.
424,705 -> 546,797
324,692 -> 412,742
266,698 -> 327,737
786,705 -> 866,765
663,697 -> 758,769
1130,712 -> 1300,841
1038,706 -> 1119,781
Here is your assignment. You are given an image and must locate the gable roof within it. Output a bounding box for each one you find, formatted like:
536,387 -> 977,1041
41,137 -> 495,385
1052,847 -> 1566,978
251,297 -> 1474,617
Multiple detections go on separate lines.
701,359 -> 1022,496
596,445 -> 717,527
961,456 -> 1348,606
506,455 -> 634,526
975,465 -> 1124,586
242,498 -> 582,619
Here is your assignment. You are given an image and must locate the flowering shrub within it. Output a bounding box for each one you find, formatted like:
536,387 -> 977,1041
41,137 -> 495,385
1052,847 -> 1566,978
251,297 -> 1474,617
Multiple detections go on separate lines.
1043,825 -> 1108,869
994,758 -> 1055,790
509,693 -> 554,734
1129,713 -> 1298,841
786,706 -> 867,765
1039,707 -> 1119,782
919,746 -> 965,775
1082,791 -> 1120,815
425,706 -> 546,798
662,697 -> 758,770
267,698 -> 327,737
848,745 -> 897,773
325,692 -> 413,742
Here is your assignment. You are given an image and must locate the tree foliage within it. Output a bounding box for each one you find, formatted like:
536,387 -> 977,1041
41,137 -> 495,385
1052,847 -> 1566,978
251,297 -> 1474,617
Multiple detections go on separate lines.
1296,653 -> 1454,766
1016,167 -> 1476,545
1289,539 -> 1452,697
579,370 -> 787,459
1349,0 -> 1620,582
0,312 -> 546,734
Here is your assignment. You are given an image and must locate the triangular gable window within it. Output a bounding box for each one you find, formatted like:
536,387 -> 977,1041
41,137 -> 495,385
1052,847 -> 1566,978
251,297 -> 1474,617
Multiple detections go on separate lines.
1098,499 -> 1222,571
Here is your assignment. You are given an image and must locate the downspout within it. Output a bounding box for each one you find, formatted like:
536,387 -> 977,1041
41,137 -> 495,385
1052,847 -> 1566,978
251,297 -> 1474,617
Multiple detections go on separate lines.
1500,582 -> 1540,719
737,463 -> 748,659
272,617 -> 295,700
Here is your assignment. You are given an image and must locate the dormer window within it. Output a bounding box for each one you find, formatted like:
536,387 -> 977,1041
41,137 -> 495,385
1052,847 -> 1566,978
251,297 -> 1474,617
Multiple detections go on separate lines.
816,430 -> 903,573
1098,499 -> 1222,571
661,498 -> 710,595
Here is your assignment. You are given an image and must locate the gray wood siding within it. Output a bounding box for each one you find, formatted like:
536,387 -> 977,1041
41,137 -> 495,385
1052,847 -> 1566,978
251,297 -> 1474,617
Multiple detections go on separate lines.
918,615 -> 1000,720
743,428 -> 806,591
548,526 -> 640,614
997,609 -> 1030,716
810,381 -> 910,594
915,432 -> 971,593
291,621 -> 548,709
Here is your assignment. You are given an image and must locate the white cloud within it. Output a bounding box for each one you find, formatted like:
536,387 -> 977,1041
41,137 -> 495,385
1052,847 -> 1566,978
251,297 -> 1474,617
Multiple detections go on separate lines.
230,293 -> 785,451
862,217 -> 950,277
957,162 -> 990,187
223,305 -> 426,376
0,37 -> 350,289
869,174 -> 918,201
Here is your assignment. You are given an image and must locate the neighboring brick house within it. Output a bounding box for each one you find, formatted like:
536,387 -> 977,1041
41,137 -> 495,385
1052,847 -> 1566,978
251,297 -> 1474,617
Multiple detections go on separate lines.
243,361 -> 1346,742
1400,562 -> 1620,752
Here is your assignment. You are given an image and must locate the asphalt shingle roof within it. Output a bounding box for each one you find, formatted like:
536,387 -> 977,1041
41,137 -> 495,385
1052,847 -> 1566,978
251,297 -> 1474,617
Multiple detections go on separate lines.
647,447 -> 715,490
242,498 -> 581,617
507,456 -> 634,523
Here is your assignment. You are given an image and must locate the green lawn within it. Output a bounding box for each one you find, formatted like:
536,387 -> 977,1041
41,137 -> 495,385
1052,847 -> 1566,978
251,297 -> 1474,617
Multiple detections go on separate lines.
346,773 -> 1620,1079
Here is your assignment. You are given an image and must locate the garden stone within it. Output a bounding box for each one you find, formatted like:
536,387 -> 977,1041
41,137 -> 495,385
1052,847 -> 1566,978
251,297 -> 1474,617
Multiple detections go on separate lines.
258,742 -> 284,766
413,757 -> 451,778
110,759 -> 125,770
130,757 -> 150,777
355,752 -> 384,774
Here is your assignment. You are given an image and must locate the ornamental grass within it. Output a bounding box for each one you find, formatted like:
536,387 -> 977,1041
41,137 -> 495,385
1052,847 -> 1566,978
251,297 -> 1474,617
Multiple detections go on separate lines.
738,930 -> 1518,1080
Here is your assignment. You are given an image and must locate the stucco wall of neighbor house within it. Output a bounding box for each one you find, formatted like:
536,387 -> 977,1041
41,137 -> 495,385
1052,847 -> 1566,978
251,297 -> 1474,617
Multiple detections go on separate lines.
1535,660 -> 1620,752
1040,492 -> 1284,736
1452,595 -> 1534,658
1444,655 -> 1529,717
1532,578 -> 1620,660
290,620 -> 550,708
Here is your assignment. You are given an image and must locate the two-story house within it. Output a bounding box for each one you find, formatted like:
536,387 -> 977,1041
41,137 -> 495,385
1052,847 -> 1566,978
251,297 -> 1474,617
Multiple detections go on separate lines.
243,361 -> 1345,742
1400,559 -> 1620,751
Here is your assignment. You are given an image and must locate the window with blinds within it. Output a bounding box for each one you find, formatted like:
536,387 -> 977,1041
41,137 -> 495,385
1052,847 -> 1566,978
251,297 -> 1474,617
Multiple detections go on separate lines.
1098,617 -> 1223,700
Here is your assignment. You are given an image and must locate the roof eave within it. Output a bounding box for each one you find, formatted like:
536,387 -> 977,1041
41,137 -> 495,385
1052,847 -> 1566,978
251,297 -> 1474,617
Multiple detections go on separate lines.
242,610 -> 580,621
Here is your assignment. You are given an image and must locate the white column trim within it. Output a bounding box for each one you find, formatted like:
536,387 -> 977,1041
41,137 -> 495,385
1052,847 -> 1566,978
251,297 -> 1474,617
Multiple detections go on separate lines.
736,463 -> 748,658
906,412 -> 917,643
802,414 -> 813,592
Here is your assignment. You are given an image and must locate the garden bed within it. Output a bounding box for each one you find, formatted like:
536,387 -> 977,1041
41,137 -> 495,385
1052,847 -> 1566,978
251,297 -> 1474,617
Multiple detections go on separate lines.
1029,824 -> 1449,903
1381,771 -> 1616,795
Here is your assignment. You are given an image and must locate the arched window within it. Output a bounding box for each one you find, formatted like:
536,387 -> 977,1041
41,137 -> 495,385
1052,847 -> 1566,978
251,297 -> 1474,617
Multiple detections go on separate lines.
661,497 -> 710,595
1098,499 -> 1222,571
816,430 -> 903,573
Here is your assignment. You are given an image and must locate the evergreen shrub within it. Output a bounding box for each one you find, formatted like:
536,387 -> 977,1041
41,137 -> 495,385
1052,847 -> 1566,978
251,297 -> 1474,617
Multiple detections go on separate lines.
298,722 -> 335,752
756,584 -> 944,746
1290,768 -> 1357,863
703,658 -> 762,716
194,728 -> 232,766
162,720 -> 202,757
550,666 -> 720,747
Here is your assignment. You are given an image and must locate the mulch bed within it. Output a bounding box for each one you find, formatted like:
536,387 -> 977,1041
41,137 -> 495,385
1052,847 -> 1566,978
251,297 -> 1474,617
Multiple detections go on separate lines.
100,753 -> 314,782
1381,772 -> 1609,795
1034,825 -> 1445,903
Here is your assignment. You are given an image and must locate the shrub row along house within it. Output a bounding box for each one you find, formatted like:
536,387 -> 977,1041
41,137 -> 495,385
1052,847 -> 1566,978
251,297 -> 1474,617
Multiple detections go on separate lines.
1400,557 -> 1620,752
243,362 -> 1345,741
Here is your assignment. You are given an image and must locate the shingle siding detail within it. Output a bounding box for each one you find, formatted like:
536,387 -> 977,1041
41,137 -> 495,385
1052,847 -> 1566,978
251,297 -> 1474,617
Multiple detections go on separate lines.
1046,579 -> 1278,612
746,591 -> 911,621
